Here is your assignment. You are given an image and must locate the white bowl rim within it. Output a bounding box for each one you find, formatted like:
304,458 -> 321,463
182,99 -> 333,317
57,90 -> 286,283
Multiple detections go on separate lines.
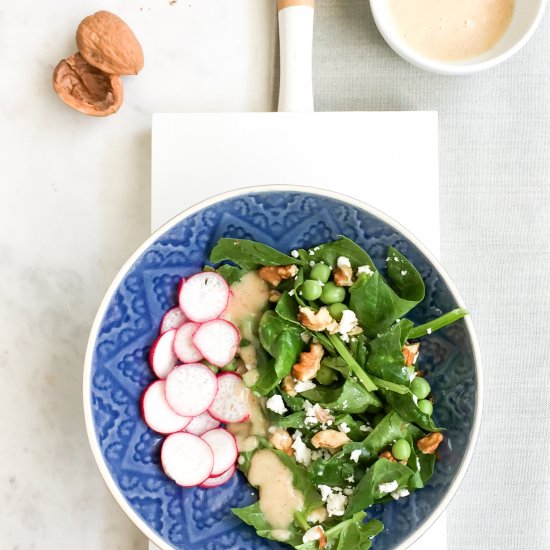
369,0 -> 548,75
83,183 -> 484,550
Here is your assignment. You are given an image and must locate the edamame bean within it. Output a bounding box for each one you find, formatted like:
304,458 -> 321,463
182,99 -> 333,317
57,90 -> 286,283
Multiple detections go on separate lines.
328,302 -> 347,321
411,377 -> 431,399
392,439 -> 411,461
320,282 -> 346,305
301,279 -> 323,300
310,263 -> 331,283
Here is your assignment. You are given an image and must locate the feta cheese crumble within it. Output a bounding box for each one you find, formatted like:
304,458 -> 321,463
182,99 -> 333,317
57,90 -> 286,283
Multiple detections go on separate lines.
336,256 -> 351,268
291,250 -> 299,258
291,432 -> 311,466
357,264 -> 374,276
359,425 -> 373,433
338,422 -> 351,433
288,289 -> 295,296
266,394 -> 288,415
378,480 -> 399,494
391,488 -> 410,500
302,526 -> 325,544
427,328 -> 432,334
336,309 -> 358,342
318,484 -> 333,502
350,450 -> 362,463
295,380 -> 316,393
326,493 -> 348,517
400,270 -> 408,276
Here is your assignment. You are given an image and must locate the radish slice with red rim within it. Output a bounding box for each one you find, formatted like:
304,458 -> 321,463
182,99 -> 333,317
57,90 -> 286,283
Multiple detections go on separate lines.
200,464 -> 236,488
173,322 -> 203,363
179,272 -> 229,323
141,380 -> 191,434
208,372 -> 251,423
159,306 -> 187,334
165,363 -> 218,417
149,329 -> 178,379
193,319 -> 240,367
161,432 -> 214,487
201,428 -> 238,476
185,411 -> 220,436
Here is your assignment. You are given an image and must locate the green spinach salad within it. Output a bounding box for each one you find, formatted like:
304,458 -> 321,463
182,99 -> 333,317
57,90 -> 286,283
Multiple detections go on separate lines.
145,235 -> 468,549
209,236 -> 467,549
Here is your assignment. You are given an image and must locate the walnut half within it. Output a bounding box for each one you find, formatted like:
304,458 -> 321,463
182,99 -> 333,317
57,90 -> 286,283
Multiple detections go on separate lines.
258,264 -> 298,286
53,53 -> 123,116
417,432 -> 444,454
292,343 -> 324,381
311,430 -> 350,450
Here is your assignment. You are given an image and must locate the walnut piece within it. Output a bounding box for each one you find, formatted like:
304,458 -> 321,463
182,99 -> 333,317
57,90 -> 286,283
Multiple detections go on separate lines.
379,450 -> 397,463
313,403 -> 334,424
298,307 -> 338,332
53,53 -> 123,116
281,375 -> 297,397
417,432 -> 444,454
402,343 -> 420,366
311,429 -> 350,450
292,343 -> 324,381
269,428 -> 294,456
333,265 -> 353,287
258,264 -> 298,286
76,11 -> 144,75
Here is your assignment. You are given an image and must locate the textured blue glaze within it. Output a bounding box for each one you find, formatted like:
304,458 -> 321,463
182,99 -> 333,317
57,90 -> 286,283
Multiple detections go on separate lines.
89,191 -> 477,549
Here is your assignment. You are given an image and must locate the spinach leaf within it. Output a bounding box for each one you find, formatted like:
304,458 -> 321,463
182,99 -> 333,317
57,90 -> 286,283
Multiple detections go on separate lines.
386,247 -> 425,303
344,458 -> 413,517
279,389 -> 306,412
302,377 -> 382,414
349,333 -> 368,368
277,411 -> 307,430
210,238 -> 299,270
308,236 -> 376,271
296,513 -> 383,550
408,307 -> 469,339
410,446 -> 436,489
365,319 -> 413,386
308,454 -> 358,488
359,411 -> 423,458
216,264 -> 245,284
349,246 -> 425,339
379,389 -> 441,432
254,311 -> 304,395
275,290 -> 300,324
334,414 -> 368,441
231,502 -> 304,547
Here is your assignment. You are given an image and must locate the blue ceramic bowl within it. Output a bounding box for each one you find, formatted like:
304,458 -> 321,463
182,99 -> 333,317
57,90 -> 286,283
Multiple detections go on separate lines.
84,186 -> 482,550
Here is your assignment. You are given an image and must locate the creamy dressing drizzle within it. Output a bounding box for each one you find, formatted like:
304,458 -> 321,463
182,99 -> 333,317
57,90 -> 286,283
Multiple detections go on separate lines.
227,388 -> 268,452
389,0 -> 515,62
248,449 -> 304,530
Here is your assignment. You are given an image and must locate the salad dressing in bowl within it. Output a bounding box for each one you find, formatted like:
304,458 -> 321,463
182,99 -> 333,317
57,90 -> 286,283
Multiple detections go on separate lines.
388,0 -> 515,61
248,449 -> 304,537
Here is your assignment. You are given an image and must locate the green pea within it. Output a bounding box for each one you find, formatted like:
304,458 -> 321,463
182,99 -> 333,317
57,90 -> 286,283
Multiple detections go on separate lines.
310,263 -> 331,283
411,377 -> 431,399
392,438 -> 411,461
417,399 -> 433,416
316,365 -> 338,385
320,282 -> 346,305
328,302 -> 348,321
301,279 -> 323,300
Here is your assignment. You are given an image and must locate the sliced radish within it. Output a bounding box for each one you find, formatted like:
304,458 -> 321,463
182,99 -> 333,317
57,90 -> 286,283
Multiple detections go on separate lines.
159,306 -> 187,334
200,464 -> 236,488
179,272 -> 229,323
201,428 -> 238,476
193,319 -> 240,367
208,372 -> 250,423
161,432 -> 214,487
149,329 -> 178,379
173,322 -> 203,363
185,411 -> 221,436
165,363 -> 218,417
141,380 -> 191,434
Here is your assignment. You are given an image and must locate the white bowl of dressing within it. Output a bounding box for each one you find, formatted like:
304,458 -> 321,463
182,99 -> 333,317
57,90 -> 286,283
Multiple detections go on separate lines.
370,0 -> 547,74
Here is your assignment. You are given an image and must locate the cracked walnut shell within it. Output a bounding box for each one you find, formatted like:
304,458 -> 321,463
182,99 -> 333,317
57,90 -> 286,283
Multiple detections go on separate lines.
53,53 -> 123,116
76,11 -> 144,75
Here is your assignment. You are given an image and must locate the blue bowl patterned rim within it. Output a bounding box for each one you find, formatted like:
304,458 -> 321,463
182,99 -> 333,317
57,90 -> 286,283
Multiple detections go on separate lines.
83,185 -> 483,550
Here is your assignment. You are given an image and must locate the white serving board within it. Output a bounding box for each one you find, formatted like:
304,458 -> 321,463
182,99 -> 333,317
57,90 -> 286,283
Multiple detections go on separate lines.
150,110 -> 446,550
